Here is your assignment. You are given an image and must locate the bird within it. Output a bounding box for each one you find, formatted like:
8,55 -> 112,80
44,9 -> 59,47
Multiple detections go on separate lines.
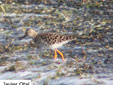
19,29 -> 77,61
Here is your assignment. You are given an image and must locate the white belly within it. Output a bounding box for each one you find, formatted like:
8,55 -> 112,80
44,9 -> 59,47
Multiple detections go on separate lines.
50,40 -> 70,50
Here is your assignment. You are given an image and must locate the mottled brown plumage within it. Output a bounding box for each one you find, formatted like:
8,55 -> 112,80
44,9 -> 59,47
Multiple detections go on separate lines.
19,29 -> 76,61
34,32 -> 76,46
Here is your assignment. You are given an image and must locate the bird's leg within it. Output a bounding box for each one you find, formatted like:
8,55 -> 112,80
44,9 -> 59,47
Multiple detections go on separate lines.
56,49 -> 65,61
54,49 -> 57,59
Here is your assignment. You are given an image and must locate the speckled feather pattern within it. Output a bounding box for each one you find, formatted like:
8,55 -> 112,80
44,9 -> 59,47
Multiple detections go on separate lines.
19,29 -> 77,50
19,29 -> 77,60
34,32 -> 76,46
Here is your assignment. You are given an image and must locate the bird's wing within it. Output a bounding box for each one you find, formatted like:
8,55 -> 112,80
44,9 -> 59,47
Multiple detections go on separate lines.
38,32 -> 76,45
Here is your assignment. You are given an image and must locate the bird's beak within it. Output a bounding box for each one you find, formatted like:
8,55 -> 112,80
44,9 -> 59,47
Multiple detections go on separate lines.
18,34 -> 27,40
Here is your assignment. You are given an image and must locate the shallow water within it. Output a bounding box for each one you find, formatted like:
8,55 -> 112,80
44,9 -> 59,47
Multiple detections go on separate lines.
0,2 -> 113,85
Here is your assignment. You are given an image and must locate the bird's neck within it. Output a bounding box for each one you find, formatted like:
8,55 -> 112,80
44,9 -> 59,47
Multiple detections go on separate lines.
32,32 -> 38,39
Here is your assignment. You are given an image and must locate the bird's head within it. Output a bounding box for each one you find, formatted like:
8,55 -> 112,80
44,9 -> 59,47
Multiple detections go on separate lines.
19,29 -> 37,40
